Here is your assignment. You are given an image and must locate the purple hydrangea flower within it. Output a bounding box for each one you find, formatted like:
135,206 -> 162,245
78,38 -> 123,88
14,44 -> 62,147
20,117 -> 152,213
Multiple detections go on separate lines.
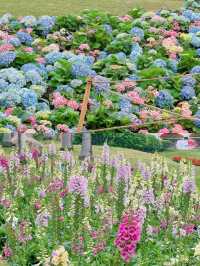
155,90 -> 174,109
181,86 -> 196,100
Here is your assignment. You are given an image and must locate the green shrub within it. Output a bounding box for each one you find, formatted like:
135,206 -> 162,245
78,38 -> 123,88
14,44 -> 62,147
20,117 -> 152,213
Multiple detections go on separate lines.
74,130 -> 169,152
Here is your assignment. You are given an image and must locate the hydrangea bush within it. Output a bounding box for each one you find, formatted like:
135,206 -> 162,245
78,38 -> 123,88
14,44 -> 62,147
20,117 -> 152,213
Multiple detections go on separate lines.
0,2 -> 200,134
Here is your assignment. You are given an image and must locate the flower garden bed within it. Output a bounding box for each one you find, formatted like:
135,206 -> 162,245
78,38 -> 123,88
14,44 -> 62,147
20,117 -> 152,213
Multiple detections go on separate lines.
1,0 -> 200,265
0,144 -> 199,265
173,155 -> 200,166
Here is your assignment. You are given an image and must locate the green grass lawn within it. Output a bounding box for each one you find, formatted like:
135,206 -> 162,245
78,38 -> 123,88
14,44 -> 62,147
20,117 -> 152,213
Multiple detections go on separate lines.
0,0 -> 183,16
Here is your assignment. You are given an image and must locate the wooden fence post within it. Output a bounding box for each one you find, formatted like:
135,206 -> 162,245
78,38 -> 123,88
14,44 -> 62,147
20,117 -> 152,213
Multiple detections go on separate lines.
60,131 -> 73,151
79,126 -> 93,161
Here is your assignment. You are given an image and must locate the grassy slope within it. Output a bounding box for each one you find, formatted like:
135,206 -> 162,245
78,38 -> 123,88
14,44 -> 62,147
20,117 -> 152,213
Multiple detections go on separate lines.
0,0 -> 182,16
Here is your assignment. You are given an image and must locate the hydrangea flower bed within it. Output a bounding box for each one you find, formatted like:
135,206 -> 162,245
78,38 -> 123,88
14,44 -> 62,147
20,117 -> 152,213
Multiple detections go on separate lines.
0,0 -> 200,136
0,144 -> 199,265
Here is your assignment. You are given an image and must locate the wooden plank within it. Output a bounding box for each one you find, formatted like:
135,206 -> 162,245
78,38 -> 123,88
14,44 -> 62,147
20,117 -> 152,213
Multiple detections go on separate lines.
77,78 -> 92,133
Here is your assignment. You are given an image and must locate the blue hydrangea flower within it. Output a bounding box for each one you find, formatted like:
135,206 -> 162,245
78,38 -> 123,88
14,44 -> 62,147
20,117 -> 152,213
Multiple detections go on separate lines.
153,59 -> 167,68
70,79 -> 83,88
69,55 -> 95,66
5,124 -> 16,132
194,110 -> 200,127
182,76 -> 196,87
190,34 -> 200,48
183,10 -> 200,21
17,32 -> 33,45
36,102 -> 50,111
155,90 -> 174,108
103,24 -> 112,35
197,48 -> 200,56
71,63 -> 96,78
98,51 -> 107,60
181,86 -> 196,100
168,59 -> 178,73
115,111 -> 136,122
21,16 -> 37,27
189,26 -> 200,34
190,65 -> 200,74
46,65 -> 56,73
130,27 -> 144,39
0,52 -> 16,67
21,63 -> 47,78
0,90 -> 21,107
119,98 -> 132,113
115,52 -> 126,62
56,85 -> 74,93
9,37 -> 21,47
0,13 -> 12,25
92,75 -> 110,94
6,68 -> 26,87
37,16 -> 55,35
0,79 -> 8,91
127,74 -> 139,81
25,70 -> 43,85
62,51 -> 74,60
44,128 -> 56,139
45,52 -> 63,64
22,90 -> 38,108
130,43 -> 143,62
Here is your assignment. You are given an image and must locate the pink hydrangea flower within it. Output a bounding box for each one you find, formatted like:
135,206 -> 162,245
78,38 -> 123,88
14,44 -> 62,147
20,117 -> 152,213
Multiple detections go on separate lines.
128,91 -> 144,105
0,43 -> 14,52
26,28 -> 33,34
57,124 -> 69,133
172,124 -> 187,136
116,83 -> 126,92
52,92 -> 68,108
139,110 -> 148,120
79,43 -> 90,51
119,15 -> 132,22
36,57 -> 46,64
150,110 -> 161,120
159,128 -> 169,136
4,107 -> 13,116
23,47 -> 33,52
67,100 -> 79,110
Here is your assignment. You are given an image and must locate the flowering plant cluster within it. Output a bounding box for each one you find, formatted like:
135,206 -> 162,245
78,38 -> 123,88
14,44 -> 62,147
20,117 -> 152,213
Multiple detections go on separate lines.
173,155 -> 200,166
0,144 -> 199,265
0,2 -> 200,134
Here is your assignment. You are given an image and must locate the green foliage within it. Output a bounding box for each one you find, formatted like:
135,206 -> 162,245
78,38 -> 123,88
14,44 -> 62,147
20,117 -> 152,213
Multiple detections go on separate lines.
128,8 -> 145,18
73,25 -> 112,49
49,107 -> 79,126
178,50 -> 200,72
14,51 -> 37,66
49,59 -> 72,88
106,36 -> 133,54
55,15 -> 83,32
74,131 -> 168,152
